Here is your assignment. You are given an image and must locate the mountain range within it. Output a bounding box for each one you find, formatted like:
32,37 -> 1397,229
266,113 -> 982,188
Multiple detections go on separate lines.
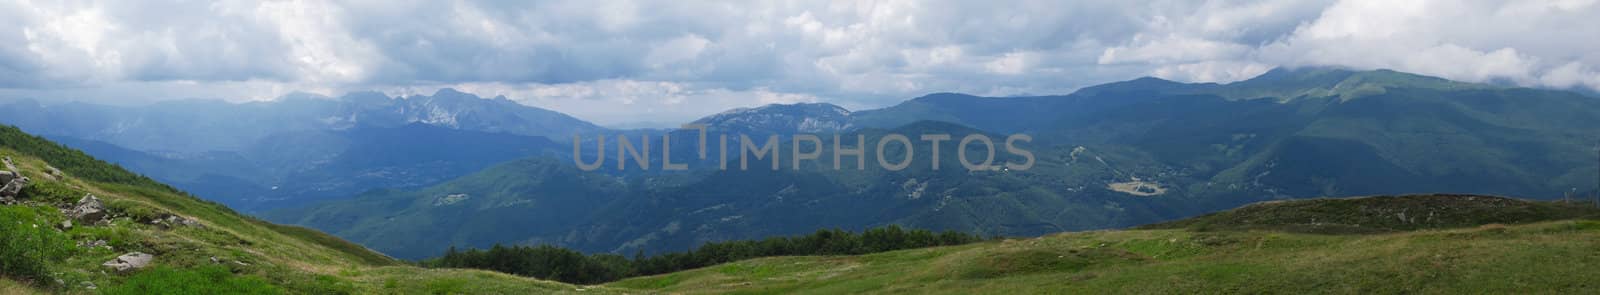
275,67 -> 1600,259
6,121 -> 1599,294
0,89 -> 589,210
4,66 -> 1598,260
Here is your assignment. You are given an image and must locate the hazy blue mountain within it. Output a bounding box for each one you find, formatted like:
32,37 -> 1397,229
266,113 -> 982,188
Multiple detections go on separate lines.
244,123 -> 568,210
0,89 -> 601,211
269,67 -> 1600,260
268,122 -> 1169,259
0,88 -> 602,153
37,123 -> 567,211
691,102 -> 855,134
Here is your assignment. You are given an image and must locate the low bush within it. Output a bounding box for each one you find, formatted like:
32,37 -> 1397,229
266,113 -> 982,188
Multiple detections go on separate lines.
0,206 -> 74,286
104,199 -> 166,222
17,180 -> 86,204
426,225 -> 986,285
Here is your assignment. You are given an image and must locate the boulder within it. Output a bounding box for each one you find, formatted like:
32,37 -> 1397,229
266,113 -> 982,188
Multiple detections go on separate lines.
164,215 -> 202,228
0,170 -> 13,183
40,166 -> 61,181
79,239 -> 110,249
101,252 -> 154,272
68,194 -> 107,222
0,176 -> 25,201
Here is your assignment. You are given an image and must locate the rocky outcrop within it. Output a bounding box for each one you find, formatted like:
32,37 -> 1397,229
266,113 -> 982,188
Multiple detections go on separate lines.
0,157 -> 27,203
102,252 -> 153,272
78,239 -> 111,250
67,194 -> 107,222
153,214 -> 203,228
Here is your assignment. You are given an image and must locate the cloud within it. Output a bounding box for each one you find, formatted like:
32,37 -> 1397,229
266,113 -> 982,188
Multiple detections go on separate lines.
1254,0 -> 1600,87
0,0 -> 1597,126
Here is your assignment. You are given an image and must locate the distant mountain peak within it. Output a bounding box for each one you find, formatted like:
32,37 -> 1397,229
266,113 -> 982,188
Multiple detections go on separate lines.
1070,75 -> 1198,97
909,92 -> 982,103
1214,66 -> 1494,101
693,102 -> 854,133
432,87 -> 470,97
707,102 -> 851,117
279,91 -> 333,101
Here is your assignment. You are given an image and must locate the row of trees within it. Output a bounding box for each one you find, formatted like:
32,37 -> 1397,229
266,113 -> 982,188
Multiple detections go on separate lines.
424,225 -> 988,284
0,125 -> 172,191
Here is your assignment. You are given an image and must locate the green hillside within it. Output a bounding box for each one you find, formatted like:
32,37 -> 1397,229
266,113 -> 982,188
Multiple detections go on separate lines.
606,195 -> 1600,294
1140,194 -> 1600,234
0,125 -> 602,294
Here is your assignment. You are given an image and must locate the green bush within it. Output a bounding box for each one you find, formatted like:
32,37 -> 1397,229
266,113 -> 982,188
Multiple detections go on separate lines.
105,199 -> 166,222
426,225 -> 985,285
17,180 -> 86,204
102,266 -> 282,295
0,206 -> 73,285
69,225 -> 140,255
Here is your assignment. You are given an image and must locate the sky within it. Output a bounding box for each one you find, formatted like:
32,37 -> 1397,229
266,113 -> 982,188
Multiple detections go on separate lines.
1,0 -> 1598,127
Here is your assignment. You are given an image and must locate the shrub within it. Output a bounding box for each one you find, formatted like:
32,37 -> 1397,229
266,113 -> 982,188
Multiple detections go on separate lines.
102,266 -> 282,295
426,225 -> 985,284
17,181 -> 86,205
0,206 -> 73,285
105,199 -> 166,222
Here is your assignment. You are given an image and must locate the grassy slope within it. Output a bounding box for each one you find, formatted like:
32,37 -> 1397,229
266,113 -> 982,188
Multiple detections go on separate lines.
0,125 -> 603,294
0,278 -> 40,295
608,197 -> 1600,294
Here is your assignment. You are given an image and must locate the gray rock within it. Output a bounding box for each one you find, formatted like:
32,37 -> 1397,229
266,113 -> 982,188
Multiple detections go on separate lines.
59,220 -> 73,230
68,194 -> 107,222
79,239 -> 109,249
101,252 -> 154,272
0,176 -> 26,200
0,170 -> 14,184
167,215 -> 202,227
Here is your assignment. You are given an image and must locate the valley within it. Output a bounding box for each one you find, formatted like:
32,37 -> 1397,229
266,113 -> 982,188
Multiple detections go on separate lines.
5,2 -> 1597,293
4,68 -> 1597,262
257,67 -> 1600,260
2,122 -> 1598,293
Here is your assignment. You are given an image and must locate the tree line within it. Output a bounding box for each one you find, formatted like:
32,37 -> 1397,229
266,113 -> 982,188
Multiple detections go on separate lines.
423,225 -> 988,284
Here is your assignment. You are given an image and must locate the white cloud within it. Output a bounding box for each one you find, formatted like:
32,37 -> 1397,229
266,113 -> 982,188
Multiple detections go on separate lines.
646,34 -> 711,68
1151,61 -> 1274,83
0,0 -> 1597,126
985,52 -> 1032,75
1254,0 -> 1600,88
397,80 -> 825,127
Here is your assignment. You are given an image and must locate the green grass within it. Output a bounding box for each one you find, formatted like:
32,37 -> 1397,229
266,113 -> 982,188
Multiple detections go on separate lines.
0,277 -> 41,295
607,220 -> 1600,294
601,195 -> 1600,294
1141,194 -> 1600,234
0,127 -> 604,294
102,266 -> 283,295
341,267 -> 613,295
